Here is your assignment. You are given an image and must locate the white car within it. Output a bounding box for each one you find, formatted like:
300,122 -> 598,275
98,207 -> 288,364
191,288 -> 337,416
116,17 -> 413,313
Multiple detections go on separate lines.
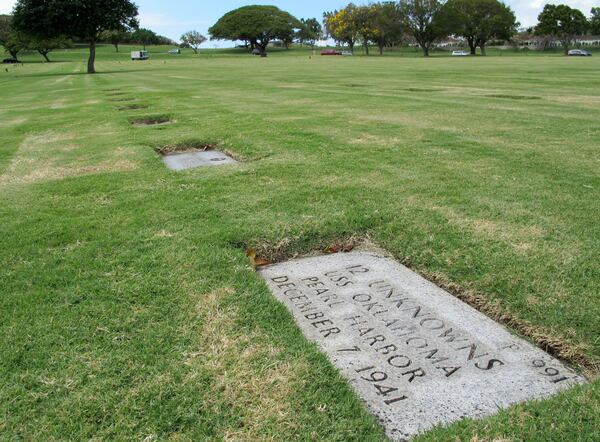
452,51 -> 470,56
568,49 -> 592,56
131,50 -> 149,61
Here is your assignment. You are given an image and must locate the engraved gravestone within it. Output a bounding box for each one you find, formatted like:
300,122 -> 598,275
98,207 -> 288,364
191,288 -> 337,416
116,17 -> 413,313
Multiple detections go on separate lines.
259,252 -> 585,441
161,150 -> 237,171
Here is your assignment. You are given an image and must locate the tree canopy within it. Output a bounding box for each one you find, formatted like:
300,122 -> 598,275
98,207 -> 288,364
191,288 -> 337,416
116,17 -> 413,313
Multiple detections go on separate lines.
400,0 -> 447,56
590,7 -> 600,35
297,18 -> 323,48
535,4 -> 588,54
13,0 -> 138,73
324,5 -> 360,53
371,2 -> 404,55
209,5 -> 301,57
0,14 -> 26,60
181,31 -> 207,54
442,0 -> 517,55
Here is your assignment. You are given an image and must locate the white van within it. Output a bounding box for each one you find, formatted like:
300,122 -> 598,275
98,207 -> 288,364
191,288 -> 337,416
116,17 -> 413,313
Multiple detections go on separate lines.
131,50 -> 149,61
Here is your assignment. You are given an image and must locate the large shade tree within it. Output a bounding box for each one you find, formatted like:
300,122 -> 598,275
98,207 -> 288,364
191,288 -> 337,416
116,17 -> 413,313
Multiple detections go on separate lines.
590,7 -> 600,35
442,0 -> 517,55
297,18 -> 323,48
324,5 -> 360,53
400,0 -> 448,56
209,5 -> 301,57
535,4 -> 588,55
0,14 -> 26,61
12,0 -> 138,73
371,2 -> 404,55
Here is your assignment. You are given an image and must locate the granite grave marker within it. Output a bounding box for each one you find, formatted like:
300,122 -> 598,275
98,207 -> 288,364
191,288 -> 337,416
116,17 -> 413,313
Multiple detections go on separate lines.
259,251 -> 585,440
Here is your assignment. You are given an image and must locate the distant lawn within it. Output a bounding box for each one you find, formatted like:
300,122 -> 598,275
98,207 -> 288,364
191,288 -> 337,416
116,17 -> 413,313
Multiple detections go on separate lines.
1,47 -> 599,440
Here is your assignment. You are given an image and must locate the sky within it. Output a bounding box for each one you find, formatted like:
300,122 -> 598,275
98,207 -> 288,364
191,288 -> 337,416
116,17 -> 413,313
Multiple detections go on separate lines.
1,0 -> 597,45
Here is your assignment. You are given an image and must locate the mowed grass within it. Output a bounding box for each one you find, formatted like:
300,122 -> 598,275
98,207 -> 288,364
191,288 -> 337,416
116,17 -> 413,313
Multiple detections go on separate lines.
1,46 -> 599,440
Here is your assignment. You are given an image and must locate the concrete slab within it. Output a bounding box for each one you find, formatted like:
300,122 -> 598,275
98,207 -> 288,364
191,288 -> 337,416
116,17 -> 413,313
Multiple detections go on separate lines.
161,150 -> 237,171
259,251 -> 586,441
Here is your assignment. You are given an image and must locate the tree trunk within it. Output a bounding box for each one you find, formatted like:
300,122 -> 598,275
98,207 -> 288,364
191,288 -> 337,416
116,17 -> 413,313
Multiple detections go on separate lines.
114,43 -> 119,52
8,49 -> 19,61
379,43 -> 384,55
479,42 -> 486,56
467,37 -> 476,55
349,42 -> 354,54
38,50 -> 51,62
88,40 -> 96,74
421,44 -> 429,57
257,43 -> 267,57
364,41 -> 369,55
562,40 -> 569,55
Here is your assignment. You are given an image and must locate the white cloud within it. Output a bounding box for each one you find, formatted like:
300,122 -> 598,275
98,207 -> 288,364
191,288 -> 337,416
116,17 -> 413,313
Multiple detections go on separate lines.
0,0 -> 16,14
509,0 -> 596,27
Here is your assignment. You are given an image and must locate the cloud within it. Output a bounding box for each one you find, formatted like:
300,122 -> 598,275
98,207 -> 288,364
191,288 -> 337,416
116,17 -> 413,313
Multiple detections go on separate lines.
0,0 -> 15,14
508,0 -> 595,27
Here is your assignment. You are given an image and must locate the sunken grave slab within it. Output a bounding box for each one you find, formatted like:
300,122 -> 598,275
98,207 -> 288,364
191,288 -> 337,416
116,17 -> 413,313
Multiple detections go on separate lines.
161,150 -> 237,171
259,252 -> 585,441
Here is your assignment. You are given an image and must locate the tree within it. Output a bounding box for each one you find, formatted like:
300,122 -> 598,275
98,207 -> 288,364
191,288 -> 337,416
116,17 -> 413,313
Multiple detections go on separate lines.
354,5 -> 378,55
180,30 -> 207,54
101,29 -> 127,52
371,2 -> 404,55
535,4 -> 588,55
297,18 -> 322,48
442,0 -> 517,55
131,28 -> 156,50
400,0 -> 448,56
209,6 -> 301,57
0,15 -> 26,61
324,4 -> 360,53
590,8 -> 600,35
13,0 -> 138,74
26,36 -> 68,62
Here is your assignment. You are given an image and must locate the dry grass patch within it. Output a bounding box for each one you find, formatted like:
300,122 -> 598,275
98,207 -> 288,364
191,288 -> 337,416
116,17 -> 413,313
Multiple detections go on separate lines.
184,287 -> 305,439
0,133 -> 137,186
348,133 -> 402,148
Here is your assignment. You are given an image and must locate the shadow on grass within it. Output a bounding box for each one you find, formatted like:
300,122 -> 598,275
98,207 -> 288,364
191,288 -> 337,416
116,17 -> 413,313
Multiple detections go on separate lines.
16,69 -> 148,79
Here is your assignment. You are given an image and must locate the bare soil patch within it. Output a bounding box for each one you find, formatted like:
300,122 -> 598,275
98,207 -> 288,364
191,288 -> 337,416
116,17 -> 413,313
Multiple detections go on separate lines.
486,94 -> 542,100
118,104 -> 148,111
130,115 -> 173,127
155,139 -> 217,155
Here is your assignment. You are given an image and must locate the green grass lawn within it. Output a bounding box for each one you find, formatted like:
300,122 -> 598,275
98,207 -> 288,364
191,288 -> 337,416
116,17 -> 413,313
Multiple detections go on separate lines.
1,45 -> 599,440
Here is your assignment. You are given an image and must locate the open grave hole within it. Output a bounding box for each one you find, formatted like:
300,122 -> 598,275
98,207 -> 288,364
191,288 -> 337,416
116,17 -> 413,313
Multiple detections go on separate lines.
258,249 -> 586,441
157,140 -> 237,171
130,115 -> 173,127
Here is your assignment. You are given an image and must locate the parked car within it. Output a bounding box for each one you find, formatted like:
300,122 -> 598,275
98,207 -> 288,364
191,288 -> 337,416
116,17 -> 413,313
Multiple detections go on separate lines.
452,51 -> 470,56
131,50 -> 149,61
2,58 -> 19,64
342,51 -> 353,56
568,49 -> 592,56
321,49 -> 342,56
167,49 -> 181,54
